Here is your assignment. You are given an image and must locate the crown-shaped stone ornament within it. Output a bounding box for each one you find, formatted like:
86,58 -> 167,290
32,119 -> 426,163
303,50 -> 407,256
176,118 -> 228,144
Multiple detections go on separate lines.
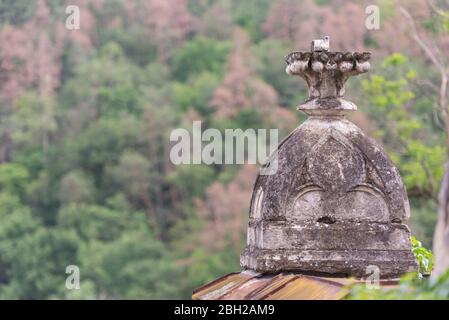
285,36 -> 371,115
240,37 -> 418,278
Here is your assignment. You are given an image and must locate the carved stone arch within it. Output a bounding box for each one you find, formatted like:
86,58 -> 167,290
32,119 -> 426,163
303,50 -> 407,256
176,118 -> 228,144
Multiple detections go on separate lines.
306,128 -> 366,192
278,127 -> 391,223
251,187 -> 264,220
250,126 -> 323,221
347,125 -> 411,222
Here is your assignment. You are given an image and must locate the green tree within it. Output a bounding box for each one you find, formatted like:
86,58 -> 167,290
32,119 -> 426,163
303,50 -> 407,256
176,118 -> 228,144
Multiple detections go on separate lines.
361,53 -> 445,246
0,163 -> 29,195
170,37 -> 230,81
80,229 -> 181,299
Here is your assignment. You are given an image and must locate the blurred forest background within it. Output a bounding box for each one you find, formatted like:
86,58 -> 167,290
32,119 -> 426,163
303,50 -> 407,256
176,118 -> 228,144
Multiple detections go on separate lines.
0,0 -> 448,299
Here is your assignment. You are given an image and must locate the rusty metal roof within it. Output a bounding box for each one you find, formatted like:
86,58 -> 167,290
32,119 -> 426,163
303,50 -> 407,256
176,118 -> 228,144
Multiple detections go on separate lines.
192,271 -> 398,300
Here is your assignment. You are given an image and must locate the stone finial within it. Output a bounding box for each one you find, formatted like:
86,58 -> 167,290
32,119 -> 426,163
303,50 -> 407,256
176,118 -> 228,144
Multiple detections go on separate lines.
240,38 -> 418,278
285,36 -> 371,114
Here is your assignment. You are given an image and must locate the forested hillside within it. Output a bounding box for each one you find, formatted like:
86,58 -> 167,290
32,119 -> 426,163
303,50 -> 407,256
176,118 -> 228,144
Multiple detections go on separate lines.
0,0 -> 447,299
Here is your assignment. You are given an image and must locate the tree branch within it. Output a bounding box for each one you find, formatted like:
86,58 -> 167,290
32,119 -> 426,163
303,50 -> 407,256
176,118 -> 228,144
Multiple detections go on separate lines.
426,0 -> 449,19
399,6 -> 445,73
400,6 -> 449,148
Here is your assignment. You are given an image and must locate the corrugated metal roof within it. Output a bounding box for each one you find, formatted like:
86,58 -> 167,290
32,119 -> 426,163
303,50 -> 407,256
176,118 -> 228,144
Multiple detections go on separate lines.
193,271 -> 398,300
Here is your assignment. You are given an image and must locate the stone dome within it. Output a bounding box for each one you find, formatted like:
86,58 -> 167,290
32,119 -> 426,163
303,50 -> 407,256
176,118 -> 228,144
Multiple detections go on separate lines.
240,38 -> 418,278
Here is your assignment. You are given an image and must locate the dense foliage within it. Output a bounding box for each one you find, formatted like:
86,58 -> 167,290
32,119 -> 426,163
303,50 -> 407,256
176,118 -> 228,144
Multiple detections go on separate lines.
347,270 -> 449,300
347,241 -> 444,300
0,0 -> 447,299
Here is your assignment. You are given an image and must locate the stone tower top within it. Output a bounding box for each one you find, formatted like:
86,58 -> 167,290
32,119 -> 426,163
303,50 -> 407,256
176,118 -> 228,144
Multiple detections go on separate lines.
240,37 -> 418,278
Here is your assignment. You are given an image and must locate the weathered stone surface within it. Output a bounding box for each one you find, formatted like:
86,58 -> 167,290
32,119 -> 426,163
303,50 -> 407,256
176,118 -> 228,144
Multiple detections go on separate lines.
241,37 -> 418,278
246,221 -> 412,251
249,118 -> 410,223
241,248 -> 417,279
